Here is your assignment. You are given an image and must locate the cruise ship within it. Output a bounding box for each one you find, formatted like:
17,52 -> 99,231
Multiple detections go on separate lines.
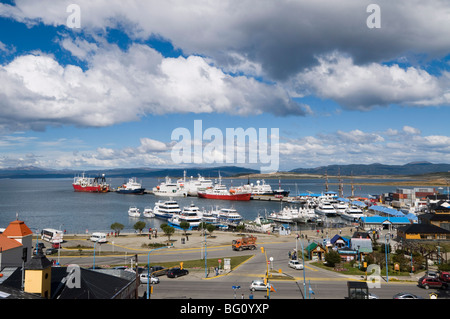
153,177 -> 187,197
177,171 -> 213,196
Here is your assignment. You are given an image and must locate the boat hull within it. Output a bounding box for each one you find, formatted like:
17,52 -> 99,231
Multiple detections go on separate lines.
116,188 -> 145,194
73,184 -> 109,193
197,192 -> 251,201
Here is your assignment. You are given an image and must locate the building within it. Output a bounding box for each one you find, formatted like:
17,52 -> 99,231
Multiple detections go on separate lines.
305,242 -> 326,261
359,216 -> 412,231
1,258 -> 139,299
397,224 -> 450,241
0,219 -> 33,269
419,203 -> 450,232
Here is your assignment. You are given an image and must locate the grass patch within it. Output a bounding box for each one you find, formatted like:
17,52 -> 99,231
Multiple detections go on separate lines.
139,255 -> 254,270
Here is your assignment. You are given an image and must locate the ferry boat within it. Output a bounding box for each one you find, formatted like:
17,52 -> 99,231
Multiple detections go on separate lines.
116,177 -> 145,194
168,204 -> 203,229
72,173 -> 110,192
341,205 -> 365,222
197,176 -> 251,201
153,199 -> 182,220
128,206 -> 141,217
153,177 -> 187,197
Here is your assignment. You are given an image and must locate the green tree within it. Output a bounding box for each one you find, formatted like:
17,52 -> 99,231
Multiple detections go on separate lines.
161,224 -> 175,241
325,250 -> 341,267
179,221 -> 190,237
206,224 -> 216,237
110,222 -> 124,236
236,224 -> 245,233
134,221 -> 146,234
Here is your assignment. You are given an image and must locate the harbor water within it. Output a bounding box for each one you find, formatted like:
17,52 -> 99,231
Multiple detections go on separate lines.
0,177 -> 406,234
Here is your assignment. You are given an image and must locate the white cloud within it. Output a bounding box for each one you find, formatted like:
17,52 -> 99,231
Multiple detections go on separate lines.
0,40 -> 310,131
292,52 -> 450,110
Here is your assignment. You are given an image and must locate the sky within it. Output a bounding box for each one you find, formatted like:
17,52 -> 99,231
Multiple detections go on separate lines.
0,0 -> 450,172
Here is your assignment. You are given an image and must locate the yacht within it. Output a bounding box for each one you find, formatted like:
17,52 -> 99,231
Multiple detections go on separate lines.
168,204 -> 203,229
268,207 -> 301,223
143,207 -> 155,218
333,201 -> 348,215
153,199 -> 182,220
128,206 -> 141,217
153,177 -> 187,197
211,207 -> 243,225
315,201 -> 338,217
341,205 -> 365,222
297,206 -> 317,223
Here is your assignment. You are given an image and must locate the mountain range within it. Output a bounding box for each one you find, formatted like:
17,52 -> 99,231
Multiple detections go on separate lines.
1,162 -> 450,179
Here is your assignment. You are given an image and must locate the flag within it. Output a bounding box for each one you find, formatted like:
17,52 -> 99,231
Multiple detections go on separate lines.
270,285 -> 277,292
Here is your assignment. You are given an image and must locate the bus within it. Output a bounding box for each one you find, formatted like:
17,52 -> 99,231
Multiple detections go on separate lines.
90,232 -> 107,243
41,228 -> 64,243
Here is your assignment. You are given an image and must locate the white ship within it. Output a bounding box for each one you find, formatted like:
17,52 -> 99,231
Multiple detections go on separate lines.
341,205 -> 365,222
269,206 -> 302,223
315,201 -> 338,217
143,207 -> 155,218
153,177 -> 187,197
153,199 -> 182,220
168,203 -> 203,229
177,171 -> 213,196
128,206 -> 141,217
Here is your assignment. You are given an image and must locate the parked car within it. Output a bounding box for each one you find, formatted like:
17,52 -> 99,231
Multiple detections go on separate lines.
45,248 -> 58,255
425,270 -> 438,278
439,271 -> 450,283
249,280 -> 273,292
393,292 -> 424,299
288,260 -> 304,270
349,290 -> 379,299
166,267 -> 189,278
148,265 -> 168,277
139,273 -> 160,284
418,276 -> 448,290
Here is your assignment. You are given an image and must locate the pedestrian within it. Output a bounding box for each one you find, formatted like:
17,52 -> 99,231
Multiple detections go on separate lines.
241,293 -> 245,299
249,292 -> 254,299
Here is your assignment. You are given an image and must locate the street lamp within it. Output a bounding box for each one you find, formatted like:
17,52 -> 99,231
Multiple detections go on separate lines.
385,234 -> 389,283
147,246 -> 169,299
260,246 -> 271,299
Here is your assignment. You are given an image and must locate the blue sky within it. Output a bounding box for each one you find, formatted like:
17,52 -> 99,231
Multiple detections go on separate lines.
1,1 -> 450,172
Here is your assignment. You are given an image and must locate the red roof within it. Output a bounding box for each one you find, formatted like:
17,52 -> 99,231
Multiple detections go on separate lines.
2,220 -> 33,238
0,234 -> 23,251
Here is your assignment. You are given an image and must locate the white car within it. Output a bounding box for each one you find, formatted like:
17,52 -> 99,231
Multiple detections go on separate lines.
139,273 -> 160,284
249,280 -> 273,291
288,260 -> 304,270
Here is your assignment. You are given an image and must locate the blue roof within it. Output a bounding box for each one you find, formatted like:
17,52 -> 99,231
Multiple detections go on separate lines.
360,216 -> 411,224
370,205 -> 405,216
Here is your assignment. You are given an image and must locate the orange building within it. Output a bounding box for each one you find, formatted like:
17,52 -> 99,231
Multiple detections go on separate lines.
0,219 -> 34,269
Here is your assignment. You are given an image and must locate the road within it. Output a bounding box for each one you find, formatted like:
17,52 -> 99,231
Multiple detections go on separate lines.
51,237 -> 445,300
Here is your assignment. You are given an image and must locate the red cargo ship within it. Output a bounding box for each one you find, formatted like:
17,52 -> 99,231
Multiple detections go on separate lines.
197,176 -> 251,201
72,173 -> 110,192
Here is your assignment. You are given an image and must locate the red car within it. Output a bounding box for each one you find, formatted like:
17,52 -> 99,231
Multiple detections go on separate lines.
439,272 -> 450,283
418,276 -> 448,290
